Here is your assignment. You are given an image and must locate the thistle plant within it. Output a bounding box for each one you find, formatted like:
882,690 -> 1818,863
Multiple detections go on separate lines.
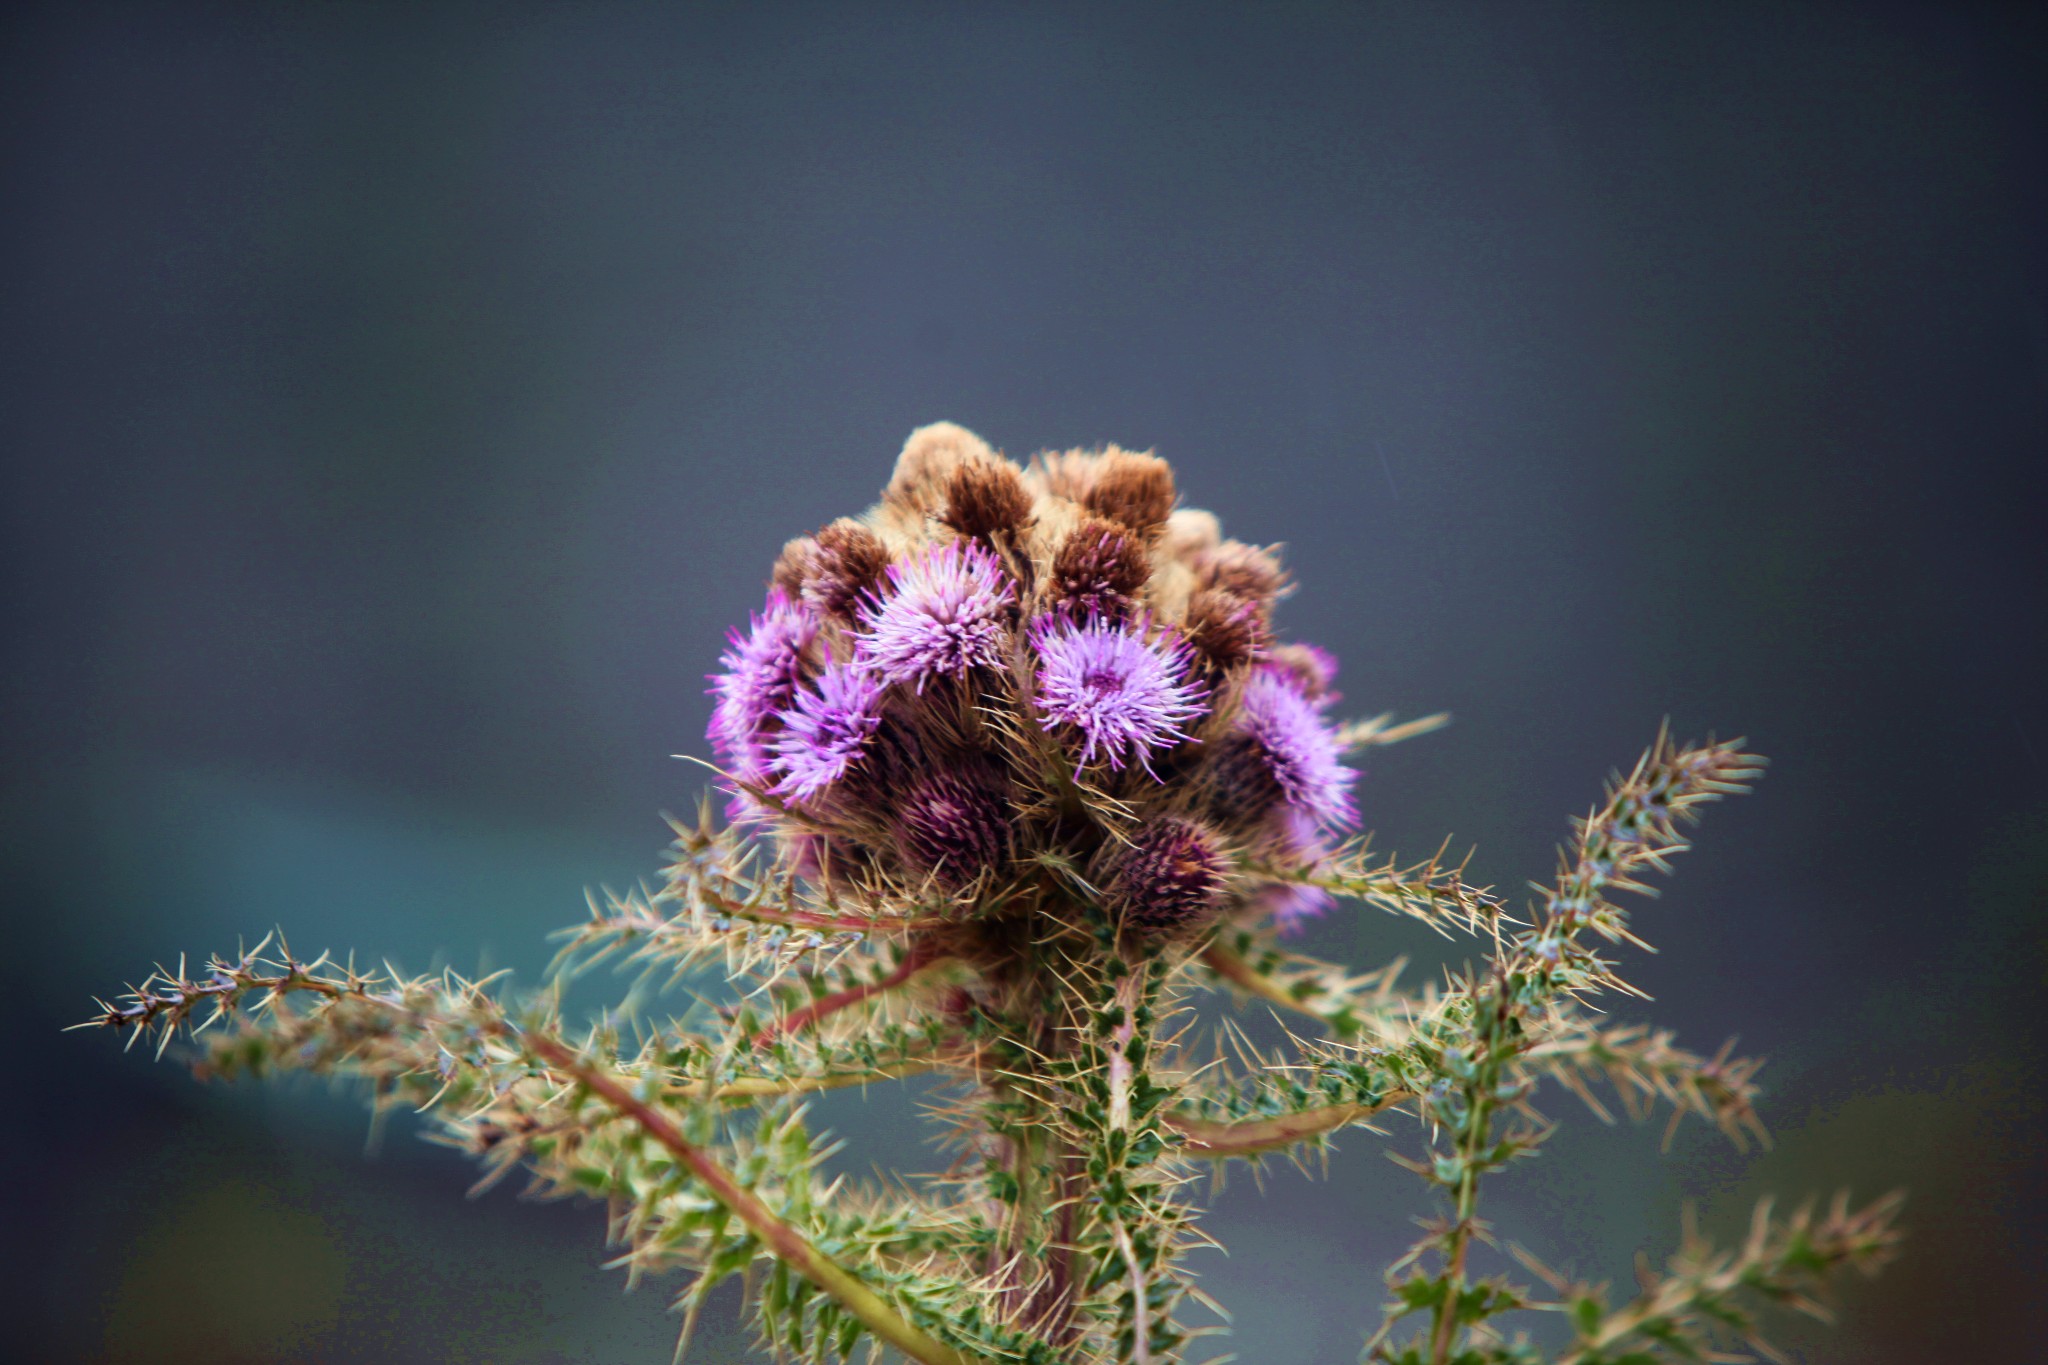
84,423 -> 1901,1364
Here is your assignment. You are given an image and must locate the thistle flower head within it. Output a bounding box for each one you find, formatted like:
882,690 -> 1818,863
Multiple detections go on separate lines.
1182,587 -> 1270,675
1082,449 -> 1177,538
894,765 -> 1012,888
1112,817 -> 1228,934
779,519 -> 891,620
1028,613 -> 1207,776
701,426 -> 1385,931
709,589 -> 820,785
1051,518 -> 1150,621
1198,539 -> 1290,607
771,662 -> 885,803
1234,663 -> 1358,832
858,540 -> 1015,691
940,457 -> 1033,542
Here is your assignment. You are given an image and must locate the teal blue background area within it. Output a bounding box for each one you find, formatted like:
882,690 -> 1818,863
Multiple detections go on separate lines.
4,4 -> 2043,1361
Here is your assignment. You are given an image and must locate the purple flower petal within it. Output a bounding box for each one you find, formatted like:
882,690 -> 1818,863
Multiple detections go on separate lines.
1029,614 -> 1207,777
708,589 -> 819,791
1253,881 -> 1335,934
1236,664 -> 1357,831
858,541 -> 1014,691
772,663 -> 886,803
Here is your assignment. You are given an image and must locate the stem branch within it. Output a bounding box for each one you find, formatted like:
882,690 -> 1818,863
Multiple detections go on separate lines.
525,1031 -> 983,1365
750,947 -> 945,1047
1165,1095 -> 1412,1158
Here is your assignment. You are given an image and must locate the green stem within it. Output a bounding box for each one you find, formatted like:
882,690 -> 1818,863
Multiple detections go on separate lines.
668,1053 -> 951,1102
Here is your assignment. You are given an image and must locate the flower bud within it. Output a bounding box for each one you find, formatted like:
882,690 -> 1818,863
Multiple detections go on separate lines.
706,424 -> 1360,936
895,765 -> 1013,889
1112,817 -> 1227,935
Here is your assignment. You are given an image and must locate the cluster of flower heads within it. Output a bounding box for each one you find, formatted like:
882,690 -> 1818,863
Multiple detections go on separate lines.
707,423 -> 1360,936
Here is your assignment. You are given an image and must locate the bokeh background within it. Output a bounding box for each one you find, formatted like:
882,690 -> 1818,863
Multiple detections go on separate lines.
4,3 -> 2044,1361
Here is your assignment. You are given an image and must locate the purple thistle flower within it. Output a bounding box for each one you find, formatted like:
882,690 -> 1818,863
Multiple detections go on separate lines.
1252,881 -> 1335,934
708,589 -> 819,789
1235,663 -> 1358,831
1246,807 -> 1338,932
1029,614 -> 1207,777
858,540 -> 1015,691
771,663 -> 886,803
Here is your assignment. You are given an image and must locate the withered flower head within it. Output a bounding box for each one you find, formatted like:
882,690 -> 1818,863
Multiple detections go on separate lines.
802,519 -> 891,619
940,457 -> 1033,542
1050,517 -> 1151,620
1197,539 -> 1291,607
884,421 -> 996,513
1082,448 -> 1176,538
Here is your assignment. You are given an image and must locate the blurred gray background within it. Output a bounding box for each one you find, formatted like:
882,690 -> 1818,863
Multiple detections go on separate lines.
4,3 -> 2043,1361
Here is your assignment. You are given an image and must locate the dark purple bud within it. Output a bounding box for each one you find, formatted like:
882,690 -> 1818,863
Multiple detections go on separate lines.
895,766 -> 1012,888
1112,817 -> 1227,934
1229,665 -> 1358,833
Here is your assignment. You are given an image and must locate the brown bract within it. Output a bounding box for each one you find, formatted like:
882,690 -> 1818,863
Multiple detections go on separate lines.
941,458 -> 1034,542
1050,517 -> 1150,620
1082,448 -> 1176,539
1197,539 -> 1290,607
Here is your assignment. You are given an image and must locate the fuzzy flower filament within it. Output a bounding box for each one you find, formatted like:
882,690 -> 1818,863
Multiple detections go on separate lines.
1029,614 -> 1208,777
709,590 -> 821,806
858,541 -> 1015,692
1235,664 -> 1358,832
771,662 -> 886,803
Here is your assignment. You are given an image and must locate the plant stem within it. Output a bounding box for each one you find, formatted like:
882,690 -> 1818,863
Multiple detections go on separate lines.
750,946 -> 945,1046
1198,942 -> 1308,1017
669,1054 -> 951,1101
1165,1096 -> 1412,1157
524,1032 -> 984,1365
